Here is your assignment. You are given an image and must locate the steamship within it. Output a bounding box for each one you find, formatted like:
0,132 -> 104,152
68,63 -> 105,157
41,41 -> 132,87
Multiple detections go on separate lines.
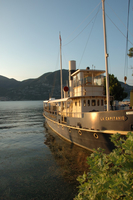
43,0 -> 133,153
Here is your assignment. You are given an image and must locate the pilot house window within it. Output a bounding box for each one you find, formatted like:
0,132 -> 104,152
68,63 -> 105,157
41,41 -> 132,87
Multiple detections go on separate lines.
88,100 -> 90,106
92,100 -> 96,106
83,100 -> 86,106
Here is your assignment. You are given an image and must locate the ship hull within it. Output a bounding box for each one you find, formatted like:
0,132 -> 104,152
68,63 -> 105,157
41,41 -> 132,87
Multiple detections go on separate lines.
44,114 -> 115,154
43,109 -> 133,154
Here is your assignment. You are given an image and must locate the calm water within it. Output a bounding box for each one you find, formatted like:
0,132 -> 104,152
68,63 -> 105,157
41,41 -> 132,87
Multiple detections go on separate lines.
0,101 -> 91,200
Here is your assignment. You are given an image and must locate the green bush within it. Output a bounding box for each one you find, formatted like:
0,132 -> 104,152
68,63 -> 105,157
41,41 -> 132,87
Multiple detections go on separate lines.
75,133 -> 133,200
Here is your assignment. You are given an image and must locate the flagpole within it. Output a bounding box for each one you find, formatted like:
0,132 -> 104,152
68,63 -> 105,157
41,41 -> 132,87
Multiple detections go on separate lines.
59,32 -> 63,99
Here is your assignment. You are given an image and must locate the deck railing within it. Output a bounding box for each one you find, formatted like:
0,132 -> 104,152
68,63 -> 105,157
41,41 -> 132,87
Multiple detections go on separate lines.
44,108 -> 82,118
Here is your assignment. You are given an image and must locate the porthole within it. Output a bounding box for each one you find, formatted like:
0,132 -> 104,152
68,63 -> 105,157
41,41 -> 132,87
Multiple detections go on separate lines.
93,133 -> 98,139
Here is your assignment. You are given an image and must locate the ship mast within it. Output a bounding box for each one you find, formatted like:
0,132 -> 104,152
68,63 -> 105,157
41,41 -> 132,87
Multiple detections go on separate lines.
59,33 -> 63,99
102,0 -> 110,111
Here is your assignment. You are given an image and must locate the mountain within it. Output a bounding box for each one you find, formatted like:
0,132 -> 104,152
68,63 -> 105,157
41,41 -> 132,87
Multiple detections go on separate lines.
0,75 -> 21,88
0,70 -> 69,100
0,71 -> 132,101
119,81 -> 133,98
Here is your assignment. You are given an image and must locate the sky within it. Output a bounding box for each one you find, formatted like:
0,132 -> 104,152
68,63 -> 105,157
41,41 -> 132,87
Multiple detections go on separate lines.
0,0 -> 133,86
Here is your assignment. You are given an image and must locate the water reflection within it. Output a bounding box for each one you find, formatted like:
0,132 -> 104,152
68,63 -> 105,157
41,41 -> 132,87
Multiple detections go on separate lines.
44,121 -> 91,183
0,101 -> 91,200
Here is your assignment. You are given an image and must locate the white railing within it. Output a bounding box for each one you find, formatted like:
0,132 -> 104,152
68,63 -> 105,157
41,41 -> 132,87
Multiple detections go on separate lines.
44,108 -> 82,118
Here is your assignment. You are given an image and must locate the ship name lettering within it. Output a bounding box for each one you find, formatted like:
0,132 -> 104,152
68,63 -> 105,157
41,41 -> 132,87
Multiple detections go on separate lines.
100,116 -> 125,121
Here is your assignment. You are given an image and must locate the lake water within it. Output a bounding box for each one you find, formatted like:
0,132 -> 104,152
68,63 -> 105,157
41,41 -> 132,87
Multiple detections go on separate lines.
0,101 -> 91,200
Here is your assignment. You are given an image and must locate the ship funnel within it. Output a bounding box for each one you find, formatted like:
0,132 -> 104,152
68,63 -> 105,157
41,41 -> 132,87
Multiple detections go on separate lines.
69,60 -> 76,97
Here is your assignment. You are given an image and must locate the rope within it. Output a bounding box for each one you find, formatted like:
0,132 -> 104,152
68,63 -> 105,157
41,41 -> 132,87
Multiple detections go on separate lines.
63,1 -> 102,46
105,13 -> 133,46
106,1 -> 133,38
78,5 -> 101,69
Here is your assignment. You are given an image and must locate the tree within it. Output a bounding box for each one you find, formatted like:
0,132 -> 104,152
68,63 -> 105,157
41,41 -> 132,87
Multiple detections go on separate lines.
104,74 -> 127,101
75,132 -> 133,200
127,47 -> 133,58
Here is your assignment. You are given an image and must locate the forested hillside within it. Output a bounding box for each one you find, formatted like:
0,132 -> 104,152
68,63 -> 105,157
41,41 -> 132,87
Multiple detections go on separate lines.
0,70 -> 132,101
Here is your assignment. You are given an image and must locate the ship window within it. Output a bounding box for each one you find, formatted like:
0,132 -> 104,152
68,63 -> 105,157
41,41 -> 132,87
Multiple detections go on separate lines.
73,76 -> 76,87
64,117 -> 67,122
79,100 -> 80,106
84,100 -> 86,106
77,73 -> 81,86
75,101 -> 77,106
88,100 -> 90,106
92,100 -> 96,106
97,99 -> 100,106
101,99 -> 103,106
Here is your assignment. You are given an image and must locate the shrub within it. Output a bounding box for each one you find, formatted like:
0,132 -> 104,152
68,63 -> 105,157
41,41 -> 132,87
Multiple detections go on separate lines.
75,132 -> 133,200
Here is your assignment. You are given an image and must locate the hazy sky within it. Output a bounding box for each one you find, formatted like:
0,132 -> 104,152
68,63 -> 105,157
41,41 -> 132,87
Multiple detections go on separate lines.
0,0 -> 133,85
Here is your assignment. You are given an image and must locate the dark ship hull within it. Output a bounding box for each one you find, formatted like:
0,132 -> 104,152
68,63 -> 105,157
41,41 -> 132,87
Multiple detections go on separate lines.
43,109 -> 133,154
